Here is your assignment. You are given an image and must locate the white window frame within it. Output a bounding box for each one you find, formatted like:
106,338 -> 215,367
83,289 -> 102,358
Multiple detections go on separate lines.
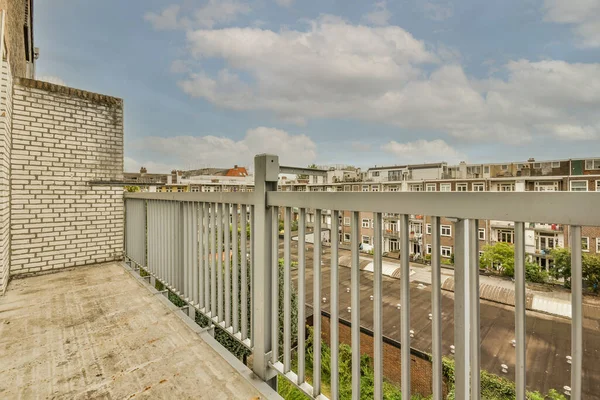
426,224 -> 432,234
441,246 -> 452,258
501,164 -> 508,171
472,183 -> 484,192
191,187 -> 200,192
456,183 -> 468,192
535,181 -> 559,192
410,184 -> 423,192
344,217 -> 350,226
389,186 -> 399,192
440,183 -> 451,192
596,180 -> 600,192
362,218 -> 370,228
484,166 -> 490,174
478,228 -> 485,240
582,237 -> 589,252
597,238 -> 600,253
570,181 -> 588,192
362,185 -> 369,192
426,244 -> 432,254
498,229 -> 514,244
551,161 -> 560,168
371,185 -> 379,192
585,159 -> 600,170
344,233 -> 351,242
500,183 -> 515,192
426,183 -> 436,192
479,250 -> 485,258
362,235 -> 371,245
441,225 -> 452,237
533,162 -> 541,168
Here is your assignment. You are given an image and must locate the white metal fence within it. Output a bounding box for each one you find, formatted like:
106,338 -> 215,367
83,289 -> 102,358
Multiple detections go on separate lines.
124,154 -> 599,400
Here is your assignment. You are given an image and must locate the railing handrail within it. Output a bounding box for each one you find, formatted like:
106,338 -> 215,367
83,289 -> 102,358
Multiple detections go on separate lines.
124,191 -> 256,205
267,191 -> 600,226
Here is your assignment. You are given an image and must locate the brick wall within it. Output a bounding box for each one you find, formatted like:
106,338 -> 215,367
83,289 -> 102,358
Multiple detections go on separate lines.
0,55 -> 12,293
0,0 -> 29,78
9,78 -> 124,276
316,314 -> 446,398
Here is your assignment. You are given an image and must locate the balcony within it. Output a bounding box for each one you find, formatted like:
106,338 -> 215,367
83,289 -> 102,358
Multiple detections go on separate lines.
3,154 -> 600,399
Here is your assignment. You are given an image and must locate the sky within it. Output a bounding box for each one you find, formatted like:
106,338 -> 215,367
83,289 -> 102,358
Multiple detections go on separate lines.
34,0 -> 600,172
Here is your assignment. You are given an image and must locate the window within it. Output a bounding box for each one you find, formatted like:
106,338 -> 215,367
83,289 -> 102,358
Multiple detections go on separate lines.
344,185 -> 350,191
441,246 -> 452,258
456,183 -> 468,192
597,181 -> 600,192
535,181 -> 559,192
552,161 -> 561,168
426,244 -> 432,254
344,217 -> 350,226
371,171 -> 380,177
597,238 -> 600,253
582,237 -> 589,252
479,251 -> 485,258
372,185 -> 379,192
344,233 -> 351,242
440,183 -> 451,192
191,187 -> 200,192
498,229 -> 514,244
472,183 -> 485,192
410,184 -> 423,192
166,188 -> 172,192
478,228 -> 485,240
389,186 -> 399,192
570,181 -> 588,192
501,164 -> 508,171
500,183 -> 515,192
516,164 -> 524,171
362,218 -> 370,228
441,225 -> 451,237
426,224 -> 432,234
585,159 -> 600,170
426,183 -> 436,192
362,235 -> 371,245
484,166 -> 490,174
362,185 -> 369,192
533,162 -> 541,168
177,187 -> 184,192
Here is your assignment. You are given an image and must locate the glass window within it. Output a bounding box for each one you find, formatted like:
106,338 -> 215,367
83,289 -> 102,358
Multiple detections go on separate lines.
410,184 -> 423,192
426,245 -> 432,254
585,159 -> 600,170
426,183 -> 436,192
500,183 -> 515,192
596,181 -> 600,191
362,235 -> 371,245
533,162 -> 541,168
457,183 -> 467,192
498,229 -> 514,243
362,218 -> 370,228
344,233 -> 351,242
362,185 -> 369,192
484,166 -> 490,174
597,238 -> 600,253
426,224 -> 432,234
472,183 -> 485,191
389,186 -> 399,192
440,183 -> 451,192
441,225 -> 451,236
372,171 -> 380,177
552,161 -> 560,168
501,164 -> 508,170
582,237 -> 589,252
570,181 -> 588,192
441,246 -> 452,257
372,185 -> 379,192
478,228 -> 485,240
535,181 -> 558,192
344,217 -> 350,226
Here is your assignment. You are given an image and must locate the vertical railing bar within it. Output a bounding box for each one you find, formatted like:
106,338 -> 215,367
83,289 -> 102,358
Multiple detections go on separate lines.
225,203 -> 231,328
211,203 -> 217,317
202,203 -> 208,310
233,204 -> 239,333
183,203 -> 188,300
350,211 -> 360,399
271,206 -> 279,363
330,210 -> 339,400
297,208 -> 307,384
250,205 -> 255,344
374,212 -> 383,400
454,219 -> 471,400
193,202 -> 199,307
188,202 -> 194,303
283,207 -> 292,372
241,204 -> 248,340
400,213 -> 411,398
514,221 -> 526,400
431,216 -> 442,400
470,219 -> 481,400
313,209 -> 322,397
218,203 -> 223,322
571,225 -> 582,400
167,201 -> 172,288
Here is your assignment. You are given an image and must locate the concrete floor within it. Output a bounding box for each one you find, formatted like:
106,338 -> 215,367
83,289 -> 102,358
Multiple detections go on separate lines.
0,262 -> 272,400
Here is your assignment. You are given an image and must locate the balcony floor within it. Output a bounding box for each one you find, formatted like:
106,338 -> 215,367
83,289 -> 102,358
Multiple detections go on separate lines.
0,262 -> 270,400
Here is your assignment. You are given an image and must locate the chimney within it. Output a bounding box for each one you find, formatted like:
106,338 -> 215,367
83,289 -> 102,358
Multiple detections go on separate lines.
140,167 -> 147,174
234,165 -> 238,169
528,158 -> 535,162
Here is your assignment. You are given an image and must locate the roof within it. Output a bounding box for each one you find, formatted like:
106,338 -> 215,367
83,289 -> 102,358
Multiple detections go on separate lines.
368,163 -> 446,172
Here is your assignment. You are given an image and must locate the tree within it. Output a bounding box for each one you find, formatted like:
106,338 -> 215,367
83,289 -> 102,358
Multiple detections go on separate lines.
583,254 -> 600,293
480,242 -> 547,283
297,164 -> 318,180
550,248 -> 571,288
124,185 -> 140,192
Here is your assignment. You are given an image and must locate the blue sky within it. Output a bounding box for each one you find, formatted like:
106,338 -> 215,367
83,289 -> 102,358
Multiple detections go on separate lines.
35,0 -> 600,172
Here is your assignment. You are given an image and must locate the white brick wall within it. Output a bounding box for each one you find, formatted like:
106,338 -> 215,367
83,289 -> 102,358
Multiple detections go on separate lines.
0,57 -> 13,293
10,79 -> 124,276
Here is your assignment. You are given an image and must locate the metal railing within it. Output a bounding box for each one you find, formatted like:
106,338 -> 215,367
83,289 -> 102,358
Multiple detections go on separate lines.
124,154 -> 599,400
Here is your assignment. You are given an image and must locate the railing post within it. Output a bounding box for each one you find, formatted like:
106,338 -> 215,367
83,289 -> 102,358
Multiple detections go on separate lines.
252,154 -> 279,389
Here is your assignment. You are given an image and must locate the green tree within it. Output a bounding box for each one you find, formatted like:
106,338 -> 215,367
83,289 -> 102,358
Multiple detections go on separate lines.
480,242 -> 515,276
583,254 -> 600,293
550,248 -> 572,288
124,185 -> 140,192
297,164 -> 318,180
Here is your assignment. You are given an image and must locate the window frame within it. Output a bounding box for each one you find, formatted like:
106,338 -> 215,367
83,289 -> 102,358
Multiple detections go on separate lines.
344,233 -> 351,242
472,183 -> 485,192
582,237 -> 589,252
551,161 -> 561,168
478,228 -> 485,240
501,164 -> 508,171
362,235 -> 371,245
596,180 -> 600,192
570,180 -> 588,192
484,166 -> 490,174
426,183 -> 436,192
361,218 -> 370,228
441,225 -> 452,237
426,244 -> 432,254
585,159 -> 600,170
440,183 -> 451,192
456,183 -> 468,192
426,224 -> 432,234
498,229 -> 514,244
597,238 -> 600,253
344,217 -> 350,226
441,246 -> 452,258
533,162 -> 541,168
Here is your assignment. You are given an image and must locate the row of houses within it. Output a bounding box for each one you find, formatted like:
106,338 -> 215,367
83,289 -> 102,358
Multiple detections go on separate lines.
124,156 -> 600,268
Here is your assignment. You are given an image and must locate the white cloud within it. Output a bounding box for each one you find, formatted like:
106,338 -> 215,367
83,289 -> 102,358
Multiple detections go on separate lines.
543,0 -> 600,48
145,1 -> 250,31
37,75 -> 66,86
128,127 -> 316,170
274,0 -> 294,7
383,139 -> 465,163
144,5 -> 181,30
423,2 -> 454,21
174,16 -> 600,143
363,1 -> 392,26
